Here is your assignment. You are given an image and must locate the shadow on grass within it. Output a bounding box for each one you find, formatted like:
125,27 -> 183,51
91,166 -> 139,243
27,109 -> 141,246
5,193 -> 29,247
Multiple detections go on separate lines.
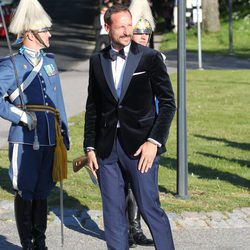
160,156 -> 250,189
49,186 -> 104,241
0,166 -> 14,196
158,185 -> 176,196
197,152 -> 250,169
194,134 -> 250,151
0,235 -> 21,250
0,166 -> 104,241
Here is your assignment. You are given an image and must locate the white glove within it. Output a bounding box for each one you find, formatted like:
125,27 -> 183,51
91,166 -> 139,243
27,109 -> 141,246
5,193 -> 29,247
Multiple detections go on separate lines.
20,112 -> 37,131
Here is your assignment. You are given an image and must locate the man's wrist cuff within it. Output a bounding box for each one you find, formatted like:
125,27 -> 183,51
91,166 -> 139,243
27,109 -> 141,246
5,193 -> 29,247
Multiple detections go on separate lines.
147,138 -> 161,147
84,147 -> 95,153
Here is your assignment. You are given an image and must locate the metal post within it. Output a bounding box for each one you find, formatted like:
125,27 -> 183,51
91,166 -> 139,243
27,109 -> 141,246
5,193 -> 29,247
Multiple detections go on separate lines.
229,0 -> 233,55
197,0 -> 203,69
177,0 -> 189,199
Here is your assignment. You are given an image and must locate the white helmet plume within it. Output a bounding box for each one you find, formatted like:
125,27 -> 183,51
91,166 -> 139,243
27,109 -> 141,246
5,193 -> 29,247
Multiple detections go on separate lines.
9,0 -> 52,35
129,0 -> 155,32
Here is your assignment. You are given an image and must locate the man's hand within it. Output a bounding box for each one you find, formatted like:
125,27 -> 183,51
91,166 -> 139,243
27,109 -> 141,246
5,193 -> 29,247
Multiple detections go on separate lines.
134,141 -> 157,173
86,150 -> 99,179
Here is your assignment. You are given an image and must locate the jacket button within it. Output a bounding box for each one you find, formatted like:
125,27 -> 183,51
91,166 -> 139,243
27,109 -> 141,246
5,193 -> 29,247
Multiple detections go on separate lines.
118,105 -> 123,109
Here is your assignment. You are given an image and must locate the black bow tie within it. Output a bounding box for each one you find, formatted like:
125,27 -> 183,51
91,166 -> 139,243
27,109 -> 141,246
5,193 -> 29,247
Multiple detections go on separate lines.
109,48 -> 126,61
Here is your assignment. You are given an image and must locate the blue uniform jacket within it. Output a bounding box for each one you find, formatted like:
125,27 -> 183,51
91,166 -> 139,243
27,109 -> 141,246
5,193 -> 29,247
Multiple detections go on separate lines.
0,51 -> 70,150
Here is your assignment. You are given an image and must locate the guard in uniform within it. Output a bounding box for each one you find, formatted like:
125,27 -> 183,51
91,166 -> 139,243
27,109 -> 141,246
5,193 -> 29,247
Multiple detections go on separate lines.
0,0 -> 69,249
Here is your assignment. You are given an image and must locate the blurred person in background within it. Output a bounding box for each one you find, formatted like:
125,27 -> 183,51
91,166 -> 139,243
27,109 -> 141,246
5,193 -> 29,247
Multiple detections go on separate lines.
122,0 -> 131,7
162,0 -> 175,32
94,5 -> 110,52
146,0 -> 155,48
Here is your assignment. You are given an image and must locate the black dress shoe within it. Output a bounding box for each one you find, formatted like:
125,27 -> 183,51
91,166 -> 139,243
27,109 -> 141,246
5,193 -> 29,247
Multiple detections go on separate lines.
133,232 -> 154,246
129,233 -> 137,248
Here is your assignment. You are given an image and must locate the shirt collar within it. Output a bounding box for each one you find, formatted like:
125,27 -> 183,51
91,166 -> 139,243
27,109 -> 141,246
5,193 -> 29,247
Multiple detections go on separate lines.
111,43 -> 131,57
19,46 -> 45,57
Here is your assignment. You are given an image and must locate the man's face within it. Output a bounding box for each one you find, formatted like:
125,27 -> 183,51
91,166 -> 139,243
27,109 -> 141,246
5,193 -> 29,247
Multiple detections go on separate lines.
132,33 -> 150,47
24,30 -> 51,51
36,30 -> 51,48
105,11 -> 132,50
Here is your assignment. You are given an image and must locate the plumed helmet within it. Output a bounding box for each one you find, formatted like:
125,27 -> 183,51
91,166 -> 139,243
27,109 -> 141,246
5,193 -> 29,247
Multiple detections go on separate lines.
9,0 -> 52,35
129,0 -> 155,34
133,18 -> 152,34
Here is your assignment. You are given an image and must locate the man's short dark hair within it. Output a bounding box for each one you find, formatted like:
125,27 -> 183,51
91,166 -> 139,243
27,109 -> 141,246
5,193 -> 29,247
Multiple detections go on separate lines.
104,4 -> 131,25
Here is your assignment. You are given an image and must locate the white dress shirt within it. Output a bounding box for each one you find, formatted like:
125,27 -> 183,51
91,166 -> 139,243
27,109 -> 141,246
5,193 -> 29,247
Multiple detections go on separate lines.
110,43 -> 130,98
111,43 -> 130,128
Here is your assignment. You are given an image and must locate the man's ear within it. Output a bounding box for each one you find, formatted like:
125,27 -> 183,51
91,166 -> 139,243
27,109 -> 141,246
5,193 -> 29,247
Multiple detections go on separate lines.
26,31 -> 35,41
104,23 -> 110,33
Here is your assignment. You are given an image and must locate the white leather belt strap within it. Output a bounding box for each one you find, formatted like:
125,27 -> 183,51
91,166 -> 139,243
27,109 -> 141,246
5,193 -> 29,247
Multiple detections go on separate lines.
9,57 -> 44,102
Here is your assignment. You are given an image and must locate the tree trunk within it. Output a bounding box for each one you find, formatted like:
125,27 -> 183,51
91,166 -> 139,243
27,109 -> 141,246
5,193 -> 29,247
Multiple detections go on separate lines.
202,0 -> 221,32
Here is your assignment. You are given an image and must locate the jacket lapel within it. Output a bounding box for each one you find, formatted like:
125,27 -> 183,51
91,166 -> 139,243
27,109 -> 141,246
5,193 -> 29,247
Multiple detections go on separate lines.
119,42 -> 142,103
100,47 -> 119,102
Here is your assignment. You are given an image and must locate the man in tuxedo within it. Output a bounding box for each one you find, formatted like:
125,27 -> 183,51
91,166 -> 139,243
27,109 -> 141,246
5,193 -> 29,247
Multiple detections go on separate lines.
84,4 -> 175,250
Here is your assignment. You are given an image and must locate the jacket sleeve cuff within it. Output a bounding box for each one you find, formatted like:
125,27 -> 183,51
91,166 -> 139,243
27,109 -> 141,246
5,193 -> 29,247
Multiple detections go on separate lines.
10,106 -> 24,124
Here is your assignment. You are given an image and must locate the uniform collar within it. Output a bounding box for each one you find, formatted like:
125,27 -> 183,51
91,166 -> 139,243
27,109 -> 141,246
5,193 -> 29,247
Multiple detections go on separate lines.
19,46 -> 44,66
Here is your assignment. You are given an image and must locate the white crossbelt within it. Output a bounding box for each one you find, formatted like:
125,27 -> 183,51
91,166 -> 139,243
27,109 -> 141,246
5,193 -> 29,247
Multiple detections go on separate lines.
9,57 -> 43,102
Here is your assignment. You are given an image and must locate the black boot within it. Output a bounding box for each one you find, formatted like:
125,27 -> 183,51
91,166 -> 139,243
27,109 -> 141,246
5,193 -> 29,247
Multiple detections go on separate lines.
127,187 -> 154,247
32,199 -> 48,250
128,232 -> 137,248
127,186 -> 142,236
133,231 -> 154,246
14,193 -> 33,250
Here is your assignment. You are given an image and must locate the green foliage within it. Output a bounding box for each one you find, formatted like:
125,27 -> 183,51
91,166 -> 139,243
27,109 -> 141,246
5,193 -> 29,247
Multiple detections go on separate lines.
219,0 -> 250,19
160,18 -> 250,58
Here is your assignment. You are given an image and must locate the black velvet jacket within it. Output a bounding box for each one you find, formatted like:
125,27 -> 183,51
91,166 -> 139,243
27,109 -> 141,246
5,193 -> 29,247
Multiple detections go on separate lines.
84,41 -> 176,158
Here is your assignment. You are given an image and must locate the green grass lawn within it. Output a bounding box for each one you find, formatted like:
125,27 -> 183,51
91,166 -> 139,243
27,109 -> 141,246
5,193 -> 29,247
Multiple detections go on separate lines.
161,69 -> 250,212
0,69 -> 249,213
160,18 -> 250,58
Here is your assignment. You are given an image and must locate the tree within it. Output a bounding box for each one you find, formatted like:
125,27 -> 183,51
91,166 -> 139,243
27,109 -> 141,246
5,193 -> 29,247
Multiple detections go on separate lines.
202,0 -> 221,32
